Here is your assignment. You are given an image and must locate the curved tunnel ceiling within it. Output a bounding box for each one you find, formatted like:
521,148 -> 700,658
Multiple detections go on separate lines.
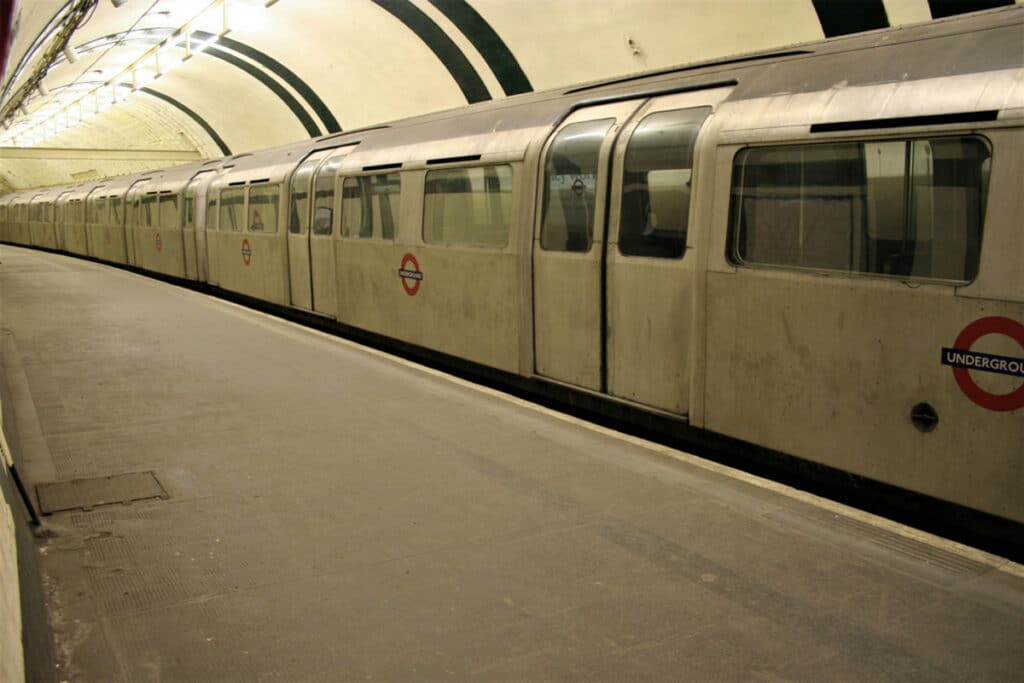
0,0 -> 1018,193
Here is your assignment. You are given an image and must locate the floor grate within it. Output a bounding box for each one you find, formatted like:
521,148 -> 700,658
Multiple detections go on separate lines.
36,471 -> 168,514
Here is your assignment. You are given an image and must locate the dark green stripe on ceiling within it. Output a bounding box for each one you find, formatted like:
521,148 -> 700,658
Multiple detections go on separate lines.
194,32 -> 341,134
811,0 -> 889,37
928,0 -> 1014,18
426,0 -> 532,96
139,87 -> 232,156
200,43 -> 322,138
371,0 -> 491,104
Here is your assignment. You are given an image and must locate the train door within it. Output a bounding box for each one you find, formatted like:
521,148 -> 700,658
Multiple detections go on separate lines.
287,150 -> 334,310
532,101 -> 644,391
28,195 -> 42,247
206,189 -> 221,285
309,148 -> 352,316
84,186 -> 104,257
286,146 -> 352,313
182,171 -> 215,280
604,91 -> 728,413
125,184 -> 143,266
55,191 -> 72,251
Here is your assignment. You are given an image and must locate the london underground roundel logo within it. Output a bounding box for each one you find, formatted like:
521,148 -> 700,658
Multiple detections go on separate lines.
941,316 -> 1024,412
398,253 -> 423,296
241,239 -> 252,266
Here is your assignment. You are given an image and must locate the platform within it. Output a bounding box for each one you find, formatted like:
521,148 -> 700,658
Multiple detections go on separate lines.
1,244 -> 1022,682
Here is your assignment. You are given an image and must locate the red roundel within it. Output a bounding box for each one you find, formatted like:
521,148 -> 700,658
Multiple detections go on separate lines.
948,316 -> 1024,412
398,253 -> 423,296
155,232 -> 163,252
241,239 -> 252,266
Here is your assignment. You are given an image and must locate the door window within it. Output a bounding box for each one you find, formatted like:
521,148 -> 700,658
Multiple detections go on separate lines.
289,157 -> 321,235
619,107 -> 710,258
540,119 -> 613,252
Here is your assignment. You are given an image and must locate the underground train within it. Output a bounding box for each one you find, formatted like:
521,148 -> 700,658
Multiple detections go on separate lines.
2,8 -> 1022,535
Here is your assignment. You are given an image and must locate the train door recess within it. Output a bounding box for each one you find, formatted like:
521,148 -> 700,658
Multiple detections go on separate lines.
125,181 -> 149,266
604,90 -> 729,413
109,190 -> 130,264
206,187 -> 222,286
309,148 -> 352,316
27,194 -> 43,248
533,89 -> 729,412
533,101 -> 645,391
182,171 -> 215,280
84,186 -> 104,257
54,191 -> 72,251
287,149 -> 335,310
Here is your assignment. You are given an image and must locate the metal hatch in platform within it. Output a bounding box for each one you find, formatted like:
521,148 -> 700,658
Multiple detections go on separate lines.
36,471 -> 168,514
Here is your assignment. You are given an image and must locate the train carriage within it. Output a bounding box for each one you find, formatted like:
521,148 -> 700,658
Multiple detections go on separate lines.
699,27 -> 1024,523
1,8 -> 1021,538
84,173 -> 143,265
3,193 -> 31,245
329,102 -> 566,373
122,162 -> 223,280
207,146 -> 306,305
55,184 -> 90,256
27,187 -> 62,250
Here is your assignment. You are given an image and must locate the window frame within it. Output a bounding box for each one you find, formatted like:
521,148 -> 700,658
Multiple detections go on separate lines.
421,164 -> 513,249
726,133 -> 991,285
539,118 -> 614,254
247,183 -> 281,234
339,171 -> 402,241
217,187 -> 246,233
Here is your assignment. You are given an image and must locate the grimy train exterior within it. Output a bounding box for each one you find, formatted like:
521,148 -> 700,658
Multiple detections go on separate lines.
3,8 -> 1021,548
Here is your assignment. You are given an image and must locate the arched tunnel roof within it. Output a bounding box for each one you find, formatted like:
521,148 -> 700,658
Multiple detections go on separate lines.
0,0 -> 1018,193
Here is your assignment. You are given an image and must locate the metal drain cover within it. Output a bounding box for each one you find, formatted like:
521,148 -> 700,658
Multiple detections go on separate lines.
36,471 -> 168,514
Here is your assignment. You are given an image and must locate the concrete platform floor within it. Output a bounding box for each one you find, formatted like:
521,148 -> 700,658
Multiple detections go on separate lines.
1,244 -> 1022,682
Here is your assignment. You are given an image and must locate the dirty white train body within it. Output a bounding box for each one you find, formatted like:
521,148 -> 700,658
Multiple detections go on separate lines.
3,9 -> 1022,534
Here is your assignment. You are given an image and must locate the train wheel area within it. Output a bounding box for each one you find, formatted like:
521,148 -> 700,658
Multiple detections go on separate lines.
1,244 -> 1022,681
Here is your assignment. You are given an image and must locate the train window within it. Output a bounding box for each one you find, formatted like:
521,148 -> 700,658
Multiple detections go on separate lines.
289,189 -> 309,234
289,156 -> 324,235
312,187 -> 333,236
730,136 -> 990,282
111,197 -> 123,225
540,119 -> 612,252
206,196 -> 217,230
70,200 -> 84,224
219,188 -> 244,232
423,165 -> 512,247
90,198 -> 109,225
139,195 -> 158,228
248,185 -> 279,233
619,107 -> 709,258
183,196 -> 195,230
340,173 -> 400,240
312,167 -> 342,236
158,193 -> 179,229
